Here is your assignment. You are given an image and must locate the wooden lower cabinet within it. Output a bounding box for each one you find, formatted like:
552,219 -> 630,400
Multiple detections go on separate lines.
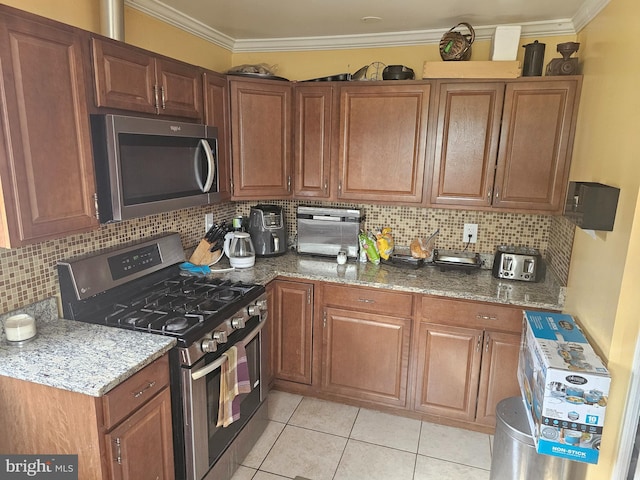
322,307 -> 411,407
105,388 -> 174,480
0,355 -> 174,480
414,322 -> 483,420
271,279 -> 314,385
269,279 -> 528,431
475,330 -> 521,426
415,295 -> 524,428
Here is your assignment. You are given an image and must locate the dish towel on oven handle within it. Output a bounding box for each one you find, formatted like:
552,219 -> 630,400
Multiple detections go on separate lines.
217,343 -> 251,427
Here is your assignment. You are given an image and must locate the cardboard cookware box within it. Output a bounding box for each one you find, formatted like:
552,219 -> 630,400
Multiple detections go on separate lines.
518,310 -> 610,464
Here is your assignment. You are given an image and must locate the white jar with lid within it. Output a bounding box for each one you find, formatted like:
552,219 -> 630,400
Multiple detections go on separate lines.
4,313 -> 37,344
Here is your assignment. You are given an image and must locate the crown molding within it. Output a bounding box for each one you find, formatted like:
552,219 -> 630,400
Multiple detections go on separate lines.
572,0 -> 610,32
125,0 -> 235,50
126,0 -> 607,53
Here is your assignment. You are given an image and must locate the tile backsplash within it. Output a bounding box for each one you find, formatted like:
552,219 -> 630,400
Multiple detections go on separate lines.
0,200 -> 574,314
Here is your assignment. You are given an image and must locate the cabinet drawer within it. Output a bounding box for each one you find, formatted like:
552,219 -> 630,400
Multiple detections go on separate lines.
323,284 -> 413,317
420,296 -> 523,333
102,355 -> 169,430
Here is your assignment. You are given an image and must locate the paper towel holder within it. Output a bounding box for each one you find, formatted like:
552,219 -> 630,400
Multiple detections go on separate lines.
564,181 -> 620,231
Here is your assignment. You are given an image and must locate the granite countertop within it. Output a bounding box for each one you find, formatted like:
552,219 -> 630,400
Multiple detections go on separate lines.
0,298 -> 176,397
207,251 -> 565,310
0,250 -> 562,398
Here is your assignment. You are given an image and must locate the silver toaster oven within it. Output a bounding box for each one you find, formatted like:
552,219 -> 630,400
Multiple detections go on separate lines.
492,246 -> 545,282
296,206 -> 363,258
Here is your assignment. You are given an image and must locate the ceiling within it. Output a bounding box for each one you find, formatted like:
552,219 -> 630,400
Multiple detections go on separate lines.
126,0 -> 608,52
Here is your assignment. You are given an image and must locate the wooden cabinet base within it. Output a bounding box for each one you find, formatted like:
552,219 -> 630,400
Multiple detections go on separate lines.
0,356 -> 174,480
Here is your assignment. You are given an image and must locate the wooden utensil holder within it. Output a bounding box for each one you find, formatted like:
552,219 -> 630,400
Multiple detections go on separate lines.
189,239 -> 222,266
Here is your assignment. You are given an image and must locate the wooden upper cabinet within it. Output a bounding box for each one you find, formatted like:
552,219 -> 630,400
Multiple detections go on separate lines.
92,37 -> 202,120
337,83 -> 431,204
493,79 -> 580,212
0,6 -> 98,248
430,82 -> 504,207
204,71 -> 232,201
293,84 -> 334,199
229,78 -> 292,199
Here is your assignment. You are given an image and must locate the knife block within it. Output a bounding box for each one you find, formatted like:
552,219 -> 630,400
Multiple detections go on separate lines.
189,239 -> 222,266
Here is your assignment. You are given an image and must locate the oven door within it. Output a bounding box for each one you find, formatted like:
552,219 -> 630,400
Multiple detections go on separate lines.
182,318 -> 265,480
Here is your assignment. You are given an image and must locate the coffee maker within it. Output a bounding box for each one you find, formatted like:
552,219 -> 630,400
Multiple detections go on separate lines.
248,204 -> 287,256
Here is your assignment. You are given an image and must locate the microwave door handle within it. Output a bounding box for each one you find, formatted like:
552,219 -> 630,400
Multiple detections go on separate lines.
190,317 -> 265,381
194,139 -> 216,193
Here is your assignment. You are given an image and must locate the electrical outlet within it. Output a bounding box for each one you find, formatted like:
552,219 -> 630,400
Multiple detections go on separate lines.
463,223 -> 478,243
204,213 -> 214,234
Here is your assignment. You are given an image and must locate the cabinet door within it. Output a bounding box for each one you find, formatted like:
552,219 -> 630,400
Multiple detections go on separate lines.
293,84 -> 333,198
322,307 -> 411,407
337,83 -> 430,203
475,331 -> 521,426
105,388 -> 174,480
414,322 -> 482,420
92,38 -> 157,114
230,79 -> 292,199
155,57 -> 202,119
493,79 -> 580,212
0,9 -> 98,248
204,71 -> 231,200
272,280 -> 313,384
430,82 -> 504,207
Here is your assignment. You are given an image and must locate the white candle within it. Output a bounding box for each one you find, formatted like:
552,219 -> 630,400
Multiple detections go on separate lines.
4,314 -> 36,342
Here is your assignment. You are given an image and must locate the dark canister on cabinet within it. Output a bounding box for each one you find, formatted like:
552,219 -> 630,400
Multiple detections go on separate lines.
522,40 -> 546,76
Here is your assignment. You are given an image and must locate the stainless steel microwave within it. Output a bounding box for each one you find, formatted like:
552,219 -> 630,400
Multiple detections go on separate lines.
90,114 -> 219,222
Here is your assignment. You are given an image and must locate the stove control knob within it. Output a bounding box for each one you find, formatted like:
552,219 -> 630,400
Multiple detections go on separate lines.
213,331 -> 228,344
231,317 -> 246,329
201,339 -> 218,353
255,299 -> 268,311
247,304 -> 262,317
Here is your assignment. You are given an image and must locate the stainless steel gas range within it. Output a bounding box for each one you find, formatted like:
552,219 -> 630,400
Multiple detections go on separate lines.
57,233 -> 269,480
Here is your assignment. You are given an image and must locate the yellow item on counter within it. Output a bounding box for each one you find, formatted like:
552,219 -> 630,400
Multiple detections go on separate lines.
375,227 -> 395,260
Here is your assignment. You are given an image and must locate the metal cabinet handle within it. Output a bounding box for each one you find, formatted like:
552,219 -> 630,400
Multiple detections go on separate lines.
476,335 -> 482,352
357,298 -> 375,304
324,179 -> 328,193
113,438 -> 122,464
160,85 -> 166,110
495,188 -> 500,199
132,380 -> 156,398
487,189 -> 492,201
476,314 -> 498,321
153,84 -> 159,111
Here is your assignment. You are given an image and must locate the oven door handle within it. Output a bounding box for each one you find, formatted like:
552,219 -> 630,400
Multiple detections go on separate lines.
191,318 -> 265,381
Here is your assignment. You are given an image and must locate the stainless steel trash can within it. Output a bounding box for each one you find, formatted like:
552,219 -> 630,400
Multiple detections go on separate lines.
490,397 -> 573,479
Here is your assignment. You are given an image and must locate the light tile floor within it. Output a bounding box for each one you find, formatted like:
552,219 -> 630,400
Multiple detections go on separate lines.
232,391 -> 493,480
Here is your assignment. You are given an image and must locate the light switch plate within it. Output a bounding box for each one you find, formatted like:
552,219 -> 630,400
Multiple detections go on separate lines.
204,213 -> 214,234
